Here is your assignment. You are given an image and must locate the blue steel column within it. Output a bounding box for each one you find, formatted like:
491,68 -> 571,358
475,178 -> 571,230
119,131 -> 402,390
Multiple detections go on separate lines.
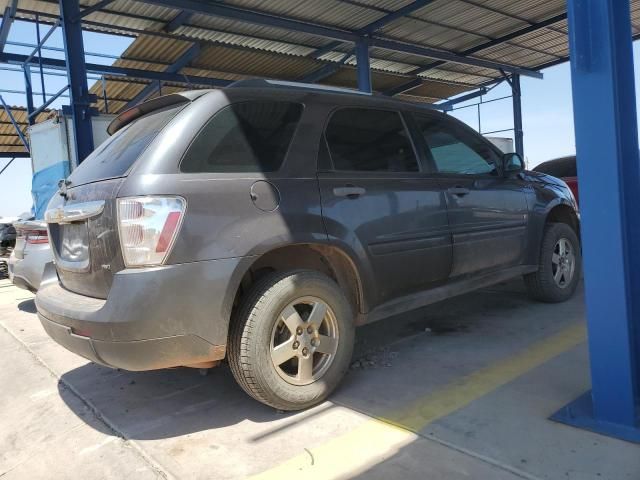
511,74 -> 524,158
551,0 -> 640,441
356,37 -> 371,93
59,0 -> 94,163
23,65 -> 35,125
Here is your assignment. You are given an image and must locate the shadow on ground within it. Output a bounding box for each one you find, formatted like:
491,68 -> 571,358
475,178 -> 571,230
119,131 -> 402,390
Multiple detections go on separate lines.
58,362 -> 293,439
18,299 -> 37,313
55,279 -> 539,443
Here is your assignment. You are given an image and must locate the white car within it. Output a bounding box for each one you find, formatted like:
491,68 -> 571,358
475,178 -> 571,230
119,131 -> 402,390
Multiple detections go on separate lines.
8,220 -> 52,292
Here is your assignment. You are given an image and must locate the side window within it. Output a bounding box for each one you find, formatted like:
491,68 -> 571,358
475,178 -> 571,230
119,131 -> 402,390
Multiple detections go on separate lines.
181,101 -> 303,173
414,115 -> 499,175
325,108 -> 419,172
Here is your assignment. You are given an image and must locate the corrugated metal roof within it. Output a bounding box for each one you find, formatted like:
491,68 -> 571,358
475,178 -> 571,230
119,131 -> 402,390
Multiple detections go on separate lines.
0,107 -> 50,154
2,0 -> 639,155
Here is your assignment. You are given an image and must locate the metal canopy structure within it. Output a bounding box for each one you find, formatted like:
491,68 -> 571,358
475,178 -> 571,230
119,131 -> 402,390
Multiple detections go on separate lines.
550,0 -> 640,443
2,0 -> 630,158
0,0 -> 638,445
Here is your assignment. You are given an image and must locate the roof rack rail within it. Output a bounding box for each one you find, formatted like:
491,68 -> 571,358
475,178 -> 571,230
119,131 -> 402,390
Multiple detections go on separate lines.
227,79 -> 372,96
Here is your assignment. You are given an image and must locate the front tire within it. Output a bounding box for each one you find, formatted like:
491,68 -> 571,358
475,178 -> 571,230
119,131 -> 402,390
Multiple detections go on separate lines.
228,270 -> 355,410
525,222 -> 581,302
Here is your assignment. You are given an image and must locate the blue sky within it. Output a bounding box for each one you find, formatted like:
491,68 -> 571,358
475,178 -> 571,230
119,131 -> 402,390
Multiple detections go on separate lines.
1,21 -> 640,217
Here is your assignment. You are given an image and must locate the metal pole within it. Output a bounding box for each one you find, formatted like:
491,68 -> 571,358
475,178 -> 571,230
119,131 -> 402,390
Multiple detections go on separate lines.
551,0 -> 640,442
35,14 -> 46,103
101,76 -> 108,114
355,37 -> 371,93
28,84 -> 69,120
59,0 -> 94,164
0,157 -> 16,176
0,94 -> 29,151
23,65 -> 35,125
512,74 -> 524,157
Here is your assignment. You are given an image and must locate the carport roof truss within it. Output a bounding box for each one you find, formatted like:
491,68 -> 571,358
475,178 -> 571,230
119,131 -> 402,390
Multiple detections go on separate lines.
1,0 -> 640,157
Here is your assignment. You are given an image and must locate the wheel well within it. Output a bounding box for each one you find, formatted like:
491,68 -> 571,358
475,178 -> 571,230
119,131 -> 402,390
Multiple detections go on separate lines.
232,244 -> 363,317
546,204 -> 580,235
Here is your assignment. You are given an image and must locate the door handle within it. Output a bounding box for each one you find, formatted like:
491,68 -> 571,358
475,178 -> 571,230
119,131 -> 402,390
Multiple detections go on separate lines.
447,186 -> 470,196
333,185 -> 366,198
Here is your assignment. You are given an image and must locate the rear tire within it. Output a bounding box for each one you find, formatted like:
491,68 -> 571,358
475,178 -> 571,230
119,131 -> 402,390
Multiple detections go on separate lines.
228,270 -> 355,410
525,222 -> 581,303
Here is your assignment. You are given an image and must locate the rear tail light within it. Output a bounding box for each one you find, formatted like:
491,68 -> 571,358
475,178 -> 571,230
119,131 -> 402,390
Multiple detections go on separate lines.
117,196 -> 186,267
24,229 -> 49,244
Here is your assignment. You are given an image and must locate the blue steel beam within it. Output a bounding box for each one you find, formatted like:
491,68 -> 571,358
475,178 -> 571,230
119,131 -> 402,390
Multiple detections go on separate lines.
551,0 -> 640,442
300,50 -> 352,83
35,15 -> 47,104
308,41 -> 343,59
0,0 -> 18,54
511,74 -> 523,158
357,0 -> 435,35
75,0 -> 115,20
355,38 -> 371,93
146,0 -> 356,42
6,40 -> 120,61
125,42 -> 201,107
0,95 -> 30,152
370,37 -> 542,79
305,1 -> 434,78
384,78 -> 423,97
23,65 -> 35,126
59,0 -> 94,163
0,52 -> 232,88
23,20 -> 59,66
385,12 -> 565,95
140,0 -> 542,78
0,157 -> 17,175
436,87 -> 487,110
164,10 -> 193,32
28,84 -> 69,120
308,1 -> 433,58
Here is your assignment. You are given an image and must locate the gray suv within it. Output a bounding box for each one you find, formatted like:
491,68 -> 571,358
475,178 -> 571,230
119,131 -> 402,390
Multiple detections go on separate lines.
36,81 -> 581,410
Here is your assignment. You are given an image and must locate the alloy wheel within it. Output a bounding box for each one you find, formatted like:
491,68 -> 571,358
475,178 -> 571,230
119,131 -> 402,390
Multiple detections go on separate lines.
270,296 -> 339,386
551,237 -> 576,288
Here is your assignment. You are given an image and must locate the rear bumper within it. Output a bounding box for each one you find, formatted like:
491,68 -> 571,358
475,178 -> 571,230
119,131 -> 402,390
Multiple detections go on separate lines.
36,256 -> 250,370
39,313 -> 224,370
8,247 -> 51,292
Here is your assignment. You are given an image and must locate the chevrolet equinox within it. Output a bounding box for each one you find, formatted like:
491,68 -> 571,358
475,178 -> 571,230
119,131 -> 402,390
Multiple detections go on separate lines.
37,81 -> 581,410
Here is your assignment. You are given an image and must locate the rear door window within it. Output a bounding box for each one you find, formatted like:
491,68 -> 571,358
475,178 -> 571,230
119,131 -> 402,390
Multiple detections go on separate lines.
68,104 -> 184,186
324,108 -> 419,172
181,101 -> 303,173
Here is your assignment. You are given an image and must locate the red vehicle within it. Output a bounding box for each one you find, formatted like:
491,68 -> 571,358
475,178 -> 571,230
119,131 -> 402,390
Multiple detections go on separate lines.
533,155 -> 579,204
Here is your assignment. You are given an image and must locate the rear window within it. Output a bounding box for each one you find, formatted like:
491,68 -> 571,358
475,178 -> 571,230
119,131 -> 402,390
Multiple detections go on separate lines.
180,101 -> 303,173
68,104 -> 184,186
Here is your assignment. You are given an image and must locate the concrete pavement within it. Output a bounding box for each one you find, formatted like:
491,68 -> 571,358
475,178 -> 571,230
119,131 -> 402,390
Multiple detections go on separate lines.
0,278 -> 638,479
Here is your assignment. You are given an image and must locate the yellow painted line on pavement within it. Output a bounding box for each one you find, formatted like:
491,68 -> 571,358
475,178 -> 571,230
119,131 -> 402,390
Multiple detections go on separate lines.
250,323 -> 586,480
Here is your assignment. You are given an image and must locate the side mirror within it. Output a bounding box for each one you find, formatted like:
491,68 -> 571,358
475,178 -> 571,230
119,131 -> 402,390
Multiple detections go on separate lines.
502,152 -> 524,175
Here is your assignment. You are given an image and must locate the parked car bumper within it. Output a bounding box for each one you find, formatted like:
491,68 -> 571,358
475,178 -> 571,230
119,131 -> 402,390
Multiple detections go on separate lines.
36,257 -> 248,370
8,246 -> 52,292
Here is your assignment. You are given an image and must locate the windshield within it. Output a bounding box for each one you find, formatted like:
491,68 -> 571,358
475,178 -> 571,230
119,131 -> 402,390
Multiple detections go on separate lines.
68,104 -> 184,186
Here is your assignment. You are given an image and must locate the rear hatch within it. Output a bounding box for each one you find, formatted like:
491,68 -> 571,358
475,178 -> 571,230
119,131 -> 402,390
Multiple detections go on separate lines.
13,220 -> 48,260
46,95 -> 192,299
47,180 -> 124,298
